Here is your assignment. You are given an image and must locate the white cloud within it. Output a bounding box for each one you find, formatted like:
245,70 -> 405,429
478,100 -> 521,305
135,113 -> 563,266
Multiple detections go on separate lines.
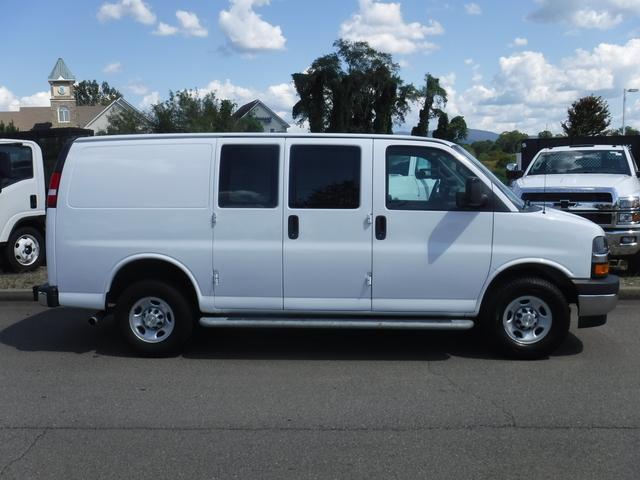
156,11 -> 208,37
509,37 -> 528,47
201,79 -> 298,126
126,82 -> 150,96
139,91 -> 160,109
97,0 -> 156,25
219,0 -> 286,52
0,87 -> 50,112
528,0 -> 640,30
102,62 -> 123,74
153,22 -> 178,36
439,38 -> 640,133
339,0 -> 443,54
176,10 -> 208,37
464,3 -> 482,15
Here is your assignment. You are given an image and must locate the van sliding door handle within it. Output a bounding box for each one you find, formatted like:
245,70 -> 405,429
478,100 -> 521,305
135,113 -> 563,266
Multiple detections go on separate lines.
375,215 -> 387,240
288,215 -> 299,240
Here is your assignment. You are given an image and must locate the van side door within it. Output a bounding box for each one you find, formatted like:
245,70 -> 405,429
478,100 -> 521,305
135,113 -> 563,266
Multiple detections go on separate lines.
213,139 -> 285,310
283,138 -> 373,311
372,140 -> 493,313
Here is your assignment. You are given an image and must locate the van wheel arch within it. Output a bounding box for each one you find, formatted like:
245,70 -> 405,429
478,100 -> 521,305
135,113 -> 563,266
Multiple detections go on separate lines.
481,264 -> 577,312
107,259 -> 200,315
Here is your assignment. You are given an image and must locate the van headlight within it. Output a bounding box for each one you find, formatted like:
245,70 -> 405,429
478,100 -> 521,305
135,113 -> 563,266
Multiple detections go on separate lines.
618,196 -> 640,209
592,236 -> 609,278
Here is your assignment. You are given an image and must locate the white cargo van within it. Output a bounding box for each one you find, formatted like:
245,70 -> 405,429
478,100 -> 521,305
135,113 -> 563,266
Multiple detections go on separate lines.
36,134 -> 619,359
0,139 -> 46,272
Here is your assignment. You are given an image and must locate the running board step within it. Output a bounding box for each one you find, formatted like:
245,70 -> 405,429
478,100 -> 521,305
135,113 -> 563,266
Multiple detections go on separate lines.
199,317 -> 475,330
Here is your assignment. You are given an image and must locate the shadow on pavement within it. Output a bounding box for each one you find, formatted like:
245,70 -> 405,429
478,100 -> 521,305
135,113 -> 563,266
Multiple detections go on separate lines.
0,307 -> 583,361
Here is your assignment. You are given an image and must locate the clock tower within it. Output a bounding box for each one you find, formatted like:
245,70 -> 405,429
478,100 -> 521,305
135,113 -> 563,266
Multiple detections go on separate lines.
48,58 -> 77,127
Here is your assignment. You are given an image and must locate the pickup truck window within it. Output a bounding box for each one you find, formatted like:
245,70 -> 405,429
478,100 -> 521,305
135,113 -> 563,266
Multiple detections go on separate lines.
529,150 -> 631,176
0,144 -> 33,189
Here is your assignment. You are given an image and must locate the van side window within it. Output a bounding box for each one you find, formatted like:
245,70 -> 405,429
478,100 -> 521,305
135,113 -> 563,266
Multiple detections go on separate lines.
0,145 -> 33,189
219,145 -> 279,208
386,146 -> 482,211
289,145 -> 360,209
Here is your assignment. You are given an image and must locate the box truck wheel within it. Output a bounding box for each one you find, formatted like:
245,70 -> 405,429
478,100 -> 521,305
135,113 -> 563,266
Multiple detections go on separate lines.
4,227 -> 45,273
483,277 -> 570,360
115,280 -> 194,356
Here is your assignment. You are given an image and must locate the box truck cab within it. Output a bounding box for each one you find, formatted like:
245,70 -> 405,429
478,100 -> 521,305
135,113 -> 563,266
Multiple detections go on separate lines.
0,139 -> 46,272
36,134 -> 619,359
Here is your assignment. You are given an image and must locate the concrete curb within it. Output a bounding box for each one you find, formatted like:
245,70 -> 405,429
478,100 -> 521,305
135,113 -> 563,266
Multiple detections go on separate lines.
1,287 -> 640,302
0,289 -> 33,302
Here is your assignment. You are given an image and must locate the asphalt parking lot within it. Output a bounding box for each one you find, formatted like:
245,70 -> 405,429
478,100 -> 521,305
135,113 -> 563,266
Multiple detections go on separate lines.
0,301 -> 639,479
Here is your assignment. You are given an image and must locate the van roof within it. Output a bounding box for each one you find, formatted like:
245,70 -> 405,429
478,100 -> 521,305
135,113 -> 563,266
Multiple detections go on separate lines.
74,132 -> 456,146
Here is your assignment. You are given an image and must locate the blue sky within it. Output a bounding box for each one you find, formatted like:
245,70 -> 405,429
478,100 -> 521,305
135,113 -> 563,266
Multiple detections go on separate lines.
1,0 -> 640,134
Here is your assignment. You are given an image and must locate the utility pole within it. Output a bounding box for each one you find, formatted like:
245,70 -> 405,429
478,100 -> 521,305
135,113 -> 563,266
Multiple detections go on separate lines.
622,88 -> 639,135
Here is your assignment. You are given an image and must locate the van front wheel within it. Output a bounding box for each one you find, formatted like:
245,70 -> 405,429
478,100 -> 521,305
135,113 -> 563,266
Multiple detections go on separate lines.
115,280 -> 194,356
484,277 -> 570,360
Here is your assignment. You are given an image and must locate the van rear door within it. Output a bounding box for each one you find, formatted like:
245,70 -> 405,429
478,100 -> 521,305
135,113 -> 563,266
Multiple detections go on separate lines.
283,138 -> 373,311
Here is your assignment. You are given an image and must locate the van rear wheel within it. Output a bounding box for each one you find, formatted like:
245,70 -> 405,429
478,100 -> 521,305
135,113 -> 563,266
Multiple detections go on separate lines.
4,227 -> 44,273
483,277 -> 570,360
115,280 -> 194,356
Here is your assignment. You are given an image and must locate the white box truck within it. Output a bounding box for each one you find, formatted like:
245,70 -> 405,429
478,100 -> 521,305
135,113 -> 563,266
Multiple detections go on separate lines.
0,139 -> 46,272
35,134 -> 619,359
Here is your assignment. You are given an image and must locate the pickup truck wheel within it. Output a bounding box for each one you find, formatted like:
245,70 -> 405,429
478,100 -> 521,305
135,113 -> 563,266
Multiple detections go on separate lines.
4,227 -> 44,273
115,280 -> 194,356
483,277 -> 570,360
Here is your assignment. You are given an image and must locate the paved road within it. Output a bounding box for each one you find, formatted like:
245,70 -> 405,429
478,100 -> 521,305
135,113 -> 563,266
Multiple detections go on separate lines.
0,301 -> 638,479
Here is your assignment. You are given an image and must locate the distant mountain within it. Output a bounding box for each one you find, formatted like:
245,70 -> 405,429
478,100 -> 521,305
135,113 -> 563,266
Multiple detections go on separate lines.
464,129 -> 500,143
394,129 -> 500,143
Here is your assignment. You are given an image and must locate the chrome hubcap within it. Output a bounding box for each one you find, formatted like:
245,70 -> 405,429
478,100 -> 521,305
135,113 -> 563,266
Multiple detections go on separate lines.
503,296 -> 553,345
14,235 -> 39,266
129,297 -> 175,344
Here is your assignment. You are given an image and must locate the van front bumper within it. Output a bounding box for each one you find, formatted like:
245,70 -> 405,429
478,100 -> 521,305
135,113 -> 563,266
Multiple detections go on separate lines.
33,283 -> 59,307
573,275 -> 619,328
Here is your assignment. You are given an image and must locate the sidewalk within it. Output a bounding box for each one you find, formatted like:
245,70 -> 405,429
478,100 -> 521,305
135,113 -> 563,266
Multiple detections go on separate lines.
2,267 -> 639,301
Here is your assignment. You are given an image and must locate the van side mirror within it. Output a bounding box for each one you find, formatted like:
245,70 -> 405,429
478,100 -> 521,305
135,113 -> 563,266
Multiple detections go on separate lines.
457,177 -> 488,209
636,171 -> 640,178
506,163 -> 524,181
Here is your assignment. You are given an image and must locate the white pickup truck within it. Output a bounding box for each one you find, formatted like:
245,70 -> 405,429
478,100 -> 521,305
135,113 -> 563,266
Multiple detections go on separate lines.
508,145 -> 640,270
0,139 -> 46,272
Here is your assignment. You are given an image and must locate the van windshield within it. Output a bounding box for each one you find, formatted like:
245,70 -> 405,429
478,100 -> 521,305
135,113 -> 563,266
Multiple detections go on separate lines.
528,149 -> 630,175
451,144 -> 526,210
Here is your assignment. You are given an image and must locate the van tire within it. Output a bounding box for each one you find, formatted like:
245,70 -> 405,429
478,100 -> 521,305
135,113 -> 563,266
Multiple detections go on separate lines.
4,227 -> 45,273
482,277 -> 570,360
115,280 -> 194,356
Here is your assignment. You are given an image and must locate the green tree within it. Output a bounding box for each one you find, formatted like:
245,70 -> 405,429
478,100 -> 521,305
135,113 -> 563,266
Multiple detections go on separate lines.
75,80 -> 122,106
469,140 -> 495,156
103,90 -> 263,134
607,126 -> 640,136
537,130 -> 553,138
432,113 -> 468,143
561,95 -> 611,137
411,74 -> 447,137
292,39 -> 415,134
0,120 -> 19,133
495,130 -> 529,154
103,108 -> 151,135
